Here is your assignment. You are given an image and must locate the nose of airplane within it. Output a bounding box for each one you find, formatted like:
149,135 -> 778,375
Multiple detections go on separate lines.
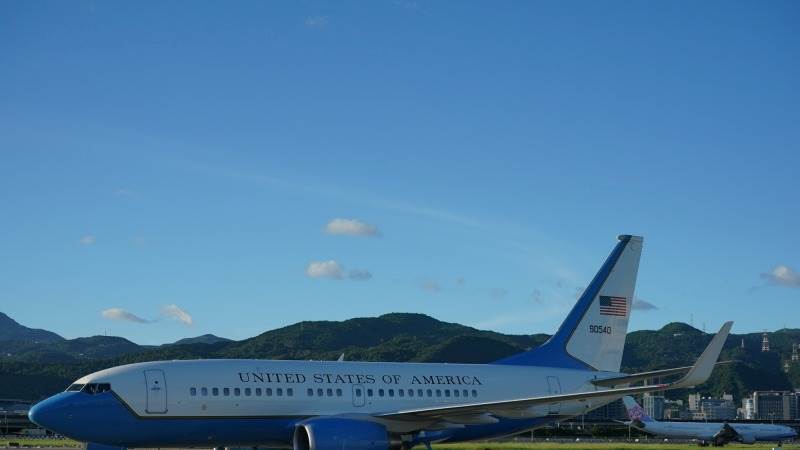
28,400 -> 50,428
28,392 -> 72,431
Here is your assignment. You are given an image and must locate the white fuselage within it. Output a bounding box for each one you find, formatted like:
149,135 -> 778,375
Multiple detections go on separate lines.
77,359 -> 619,419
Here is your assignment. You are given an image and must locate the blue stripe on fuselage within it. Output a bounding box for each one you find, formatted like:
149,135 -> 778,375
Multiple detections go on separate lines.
30,391 -> 558,448
30,391 -> 296,447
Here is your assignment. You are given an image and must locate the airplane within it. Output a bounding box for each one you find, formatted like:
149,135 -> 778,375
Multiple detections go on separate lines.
622,396 -> 797,446
29,235 -> 734,450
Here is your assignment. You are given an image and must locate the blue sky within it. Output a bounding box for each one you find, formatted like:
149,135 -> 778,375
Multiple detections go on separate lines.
1,1 -> 798,345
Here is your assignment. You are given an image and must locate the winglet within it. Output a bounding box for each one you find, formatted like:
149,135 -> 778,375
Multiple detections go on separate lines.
670,321 -> 733,388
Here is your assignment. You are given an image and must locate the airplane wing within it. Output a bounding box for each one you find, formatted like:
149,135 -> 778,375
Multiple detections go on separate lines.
378,321 -> 732,422
591,361 -> 734,388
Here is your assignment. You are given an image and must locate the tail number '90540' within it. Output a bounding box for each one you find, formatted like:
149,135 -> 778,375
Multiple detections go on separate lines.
589,325 -> 612,334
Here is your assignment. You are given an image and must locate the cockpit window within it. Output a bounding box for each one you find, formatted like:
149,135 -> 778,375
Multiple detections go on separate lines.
66,384 -> 85,392
78,383 -> 112,395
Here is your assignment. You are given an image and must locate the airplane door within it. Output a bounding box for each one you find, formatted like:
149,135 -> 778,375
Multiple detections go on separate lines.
144,370 -> 168,414
546,376 -> 561,415
352,384 -> 365,407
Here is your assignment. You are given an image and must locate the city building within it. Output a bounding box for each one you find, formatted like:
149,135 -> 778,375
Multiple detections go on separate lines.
643,393 -> 665,420
582,398 -> 627,421
663,399 -> 689,420
688,393 -> 701,411
699,396 -> 736,420
750,391 -> 800,420
741,397 -> 755,420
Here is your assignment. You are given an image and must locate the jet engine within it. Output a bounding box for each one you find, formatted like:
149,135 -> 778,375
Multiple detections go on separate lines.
294,417 -> 401,450
712,423 -> 739,446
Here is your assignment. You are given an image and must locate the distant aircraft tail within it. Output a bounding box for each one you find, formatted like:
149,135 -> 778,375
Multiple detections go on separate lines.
494,235 -> 643,372
623,396 -> 655,423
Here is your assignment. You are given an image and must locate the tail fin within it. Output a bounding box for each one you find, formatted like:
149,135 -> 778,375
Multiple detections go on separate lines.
494,235 -> 643,371
623,396 -> 654,423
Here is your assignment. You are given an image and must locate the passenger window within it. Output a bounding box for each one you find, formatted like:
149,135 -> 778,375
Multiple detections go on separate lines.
266,388 -> 272,396
472,389 -> 478,397
336,388 -> 342,397
379,389 -> 385,397
417,389 -> 423,397
453,389 -> 459,397
224,388 -> 230,396
398,389 -> 404,397
389,389 -> 394,397
277,388 -> 283,397
462,389 -> 468,397
445,390 -> 450,398
201,387 -> 208,396
426,389 -> 432,397
317,388 -> 324,396
355,388 -> 362,396
367,389 -> 374,397
190,387 -> 197,396
307,388 -> 314,396
287,388 -> 293,397
436,389 -> 441,397
408,389 -> 413,397
245,388 -> 251,396
326,388 -> 333,397
212,388 -> 219,396
255,388 -> 261,396
234,388 -> 241,396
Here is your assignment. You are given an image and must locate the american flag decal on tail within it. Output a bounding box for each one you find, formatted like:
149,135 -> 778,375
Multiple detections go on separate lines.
599,296 -> 628,316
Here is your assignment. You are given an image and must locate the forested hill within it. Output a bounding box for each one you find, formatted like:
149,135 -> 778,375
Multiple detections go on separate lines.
0,312 -> 64,343
1,312 -> 798,401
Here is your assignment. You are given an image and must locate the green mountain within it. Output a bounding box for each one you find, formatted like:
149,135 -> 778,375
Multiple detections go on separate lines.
0,312 -> 64,343
1,313 -> 798,402
171,334 -> 233,346
623,322 -> 798,401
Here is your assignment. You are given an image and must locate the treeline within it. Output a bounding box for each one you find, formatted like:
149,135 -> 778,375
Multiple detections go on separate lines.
1,313 -> 798,401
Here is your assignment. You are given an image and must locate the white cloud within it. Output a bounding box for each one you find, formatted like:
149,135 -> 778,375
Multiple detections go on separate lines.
306,261 -> 372,281
101,308 -> 151,324
162,304 -> 193,325
324,218 -> 379,237
632,297 -> 658,311
305,16 -> 328,28
348,269 -> 373,281
80,235 -> 96,245
761,265 -> 800,288
421,280 -> 441,293
306,260 -> 345,279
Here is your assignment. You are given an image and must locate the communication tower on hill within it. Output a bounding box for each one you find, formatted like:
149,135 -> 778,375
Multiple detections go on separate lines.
792,343 -> 799,362
761,332 -> 770,352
